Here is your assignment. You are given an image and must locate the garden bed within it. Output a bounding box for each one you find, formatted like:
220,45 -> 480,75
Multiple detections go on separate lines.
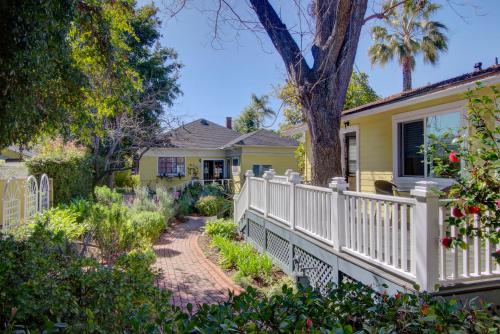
198,219 -> 292,294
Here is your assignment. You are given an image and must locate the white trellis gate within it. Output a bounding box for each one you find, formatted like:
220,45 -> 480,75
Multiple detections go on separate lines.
39,173 -> 50,212
25,175 -> 39,222
2,178 -> 22,231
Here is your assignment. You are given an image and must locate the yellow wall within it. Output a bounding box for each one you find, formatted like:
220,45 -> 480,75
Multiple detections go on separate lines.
239,146 -> 298,178
139,146 -> 298,191
0,149 -> 22,160
302,83 -> 500,192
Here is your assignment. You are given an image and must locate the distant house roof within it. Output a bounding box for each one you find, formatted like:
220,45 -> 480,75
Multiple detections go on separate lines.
283,65 -> 500,135
166,119 -> 241,149
221,129 -> 298,149
4,145 -> 36,158
160,119 -> 298,150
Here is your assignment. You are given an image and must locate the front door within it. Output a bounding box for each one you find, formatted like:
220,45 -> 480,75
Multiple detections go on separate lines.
203,160 -> 224,180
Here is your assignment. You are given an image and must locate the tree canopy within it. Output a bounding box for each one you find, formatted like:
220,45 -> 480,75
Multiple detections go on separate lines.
234,94 -> 276,134
368,0 -> 448,91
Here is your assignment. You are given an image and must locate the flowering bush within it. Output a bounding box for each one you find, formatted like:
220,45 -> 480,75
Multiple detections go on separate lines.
426,83 -> 499,262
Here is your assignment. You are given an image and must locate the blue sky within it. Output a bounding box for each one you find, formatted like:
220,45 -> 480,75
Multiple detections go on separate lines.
141,0 -> 500,128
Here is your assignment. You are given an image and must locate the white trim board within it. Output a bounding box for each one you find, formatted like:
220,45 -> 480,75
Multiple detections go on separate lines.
340,125 -> 360,192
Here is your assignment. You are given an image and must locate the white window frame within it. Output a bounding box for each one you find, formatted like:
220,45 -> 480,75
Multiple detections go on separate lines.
340,125 -> 360,192
392,100 -> 467,190
157,156 -> 186,176
201,159 -> 225,180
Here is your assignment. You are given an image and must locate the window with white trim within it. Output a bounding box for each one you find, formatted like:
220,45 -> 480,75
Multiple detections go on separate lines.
158,157 -> 185,176
397,110 -> 462,178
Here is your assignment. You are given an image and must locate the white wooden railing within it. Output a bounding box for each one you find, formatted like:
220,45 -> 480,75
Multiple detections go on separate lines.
234,170 -> 500,292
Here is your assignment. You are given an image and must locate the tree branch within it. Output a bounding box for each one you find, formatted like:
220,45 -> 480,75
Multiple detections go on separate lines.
248,0 -> 311,86
363,0 -> 411,24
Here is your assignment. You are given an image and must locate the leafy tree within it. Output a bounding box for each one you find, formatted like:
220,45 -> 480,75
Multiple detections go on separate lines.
368,0 -> 448,91
0,0 -> 83,148
344,72 -> 379,110
234,94 -> 276,134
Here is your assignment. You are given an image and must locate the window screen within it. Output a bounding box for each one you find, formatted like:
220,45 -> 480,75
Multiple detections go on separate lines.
400,120 -> 424,176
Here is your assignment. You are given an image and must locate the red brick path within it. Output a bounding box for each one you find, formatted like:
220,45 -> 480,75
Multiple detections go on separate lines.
153,216 -> 243,310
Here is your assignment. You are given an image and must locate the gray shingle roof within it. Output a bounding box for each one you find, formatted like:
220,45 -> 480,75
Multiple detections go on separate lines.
161,120 -> 298,149
167,119 -> 241,149
221,129 -> 298,149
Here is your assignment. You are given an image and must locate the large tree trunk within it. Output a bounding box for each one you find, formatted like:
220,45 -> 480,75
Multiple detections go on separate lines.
402,57 -> 412,91
249,0 -> 368,186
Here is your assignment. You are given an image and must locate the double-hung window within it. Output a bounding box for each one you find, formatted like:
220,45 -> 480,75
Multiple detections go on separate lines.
395,105 -> 463,184
158,157 -> 185,176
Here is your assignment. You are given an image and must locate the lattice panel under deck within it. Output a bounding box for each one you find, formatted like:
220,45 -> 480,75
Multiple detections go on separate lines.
294,246 -> 335,294
266,230 -> 290,266
248,220 -> 266,249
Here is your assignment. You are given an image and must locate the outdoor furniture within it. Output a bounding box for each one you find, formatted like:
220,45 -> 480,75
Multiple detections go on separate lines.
374,180 -> 399,196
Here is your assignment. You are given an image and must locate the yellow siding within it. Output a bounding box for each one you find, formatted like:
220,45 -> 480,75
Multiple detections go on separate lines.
240,146 -> 298,177
304,131 -> 313,182
0,149 -> 22,160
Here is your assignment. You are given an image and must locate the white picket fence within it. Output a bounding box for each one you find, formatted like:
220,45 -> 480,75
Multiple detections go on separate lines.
1,174 -> 51,231
234,170 -> 500,291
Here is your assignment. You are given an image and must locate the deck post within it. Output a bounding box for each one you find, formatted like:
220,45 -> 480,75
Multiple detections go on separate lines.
245,170 -> 254,211
284,169 -> 293,177
262,170 -> 275,217
329,177 -> 348,251
410,181 -> 440,292
288,172 -> 301,230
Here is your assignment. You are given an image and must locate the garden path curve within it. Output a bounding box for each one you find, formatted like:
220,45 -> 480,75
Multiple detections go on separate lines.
153,216 -> 243,310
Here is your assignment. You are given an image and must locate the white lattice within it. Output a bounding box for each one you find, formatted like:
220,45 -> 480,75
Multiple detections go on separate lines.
294,246 -> 335,294
39,174 -> 50,212
267,230 -> 290,266
2,178 -> 21,231
25,175 -> 38,221
248,220 -> 266,249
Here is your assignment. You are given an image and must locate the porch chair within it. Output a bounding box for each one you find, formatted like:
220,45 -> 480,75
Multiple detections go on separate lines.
374,180 -> 399,196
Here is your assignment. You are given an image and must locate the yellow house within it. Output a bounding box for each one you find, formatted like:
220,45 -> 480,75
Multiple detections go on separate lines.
0,145 -> 35,162
286,65 -> 500,193
138,118 -> 298,190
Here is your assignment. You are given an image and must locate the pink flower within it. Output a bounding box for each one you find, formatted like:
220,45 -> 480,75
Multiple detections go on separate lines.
448,151 -> 460,163
306,318 -> 313,329
451,207 -> 464,218
496,199 -> 500,210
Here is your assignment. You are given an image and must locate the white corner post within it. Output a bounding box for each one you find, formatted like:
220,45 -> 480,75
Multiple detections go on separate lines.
329,177 -> 348,251
284,169 -> 293,177
245,170 -> 254,211
262,170 -> 275,217
410,181 -> 440,292
288,172 -> 301,230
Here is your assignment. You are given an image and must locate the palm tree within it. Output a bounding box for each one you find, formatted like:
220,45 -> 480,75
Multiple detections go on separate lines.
234,94 -> 276,134
368,0 -> 448,91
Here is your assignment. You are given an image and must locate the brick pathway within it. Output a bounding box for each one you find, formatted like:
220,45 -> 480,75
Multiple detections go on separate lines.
153,216 -> 243,310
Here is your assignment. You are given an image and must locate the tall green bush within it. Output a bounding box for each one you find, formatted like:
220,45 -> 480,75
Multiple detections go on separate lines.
26,140 -> 93,204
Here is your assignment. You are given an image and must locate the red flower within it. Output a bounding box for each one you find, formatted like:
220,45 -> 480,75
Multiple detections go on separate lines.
441,237 -> 453,248
496,199 -> 500,209
306,318 -> 313,329
466,206 -> 481,215
451,207 -> 464,218
449,151 -> 460,163
395,293 -> 402,300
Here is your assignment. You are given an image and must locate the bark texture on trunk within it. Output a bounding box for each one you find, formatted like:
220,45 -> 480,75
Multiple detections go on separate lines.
402,56 -> 412,91
249,0 -> 368,186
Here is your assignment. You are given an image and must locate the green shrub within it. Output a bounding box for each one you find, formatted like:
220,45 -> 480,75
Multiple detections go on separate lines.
114,170 -> 139,189
210,235 -> 273,279
176,195 -> 194,217
26,140 -> 94,205
35,206 -> 89,240
0,224 -> 179,333
196,195 -> 225,216
155,187 -> 175,222
95,185 -> 123,205
129,210 -> 166,246
88,203 -> 139,263
204,218 -> 237,239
